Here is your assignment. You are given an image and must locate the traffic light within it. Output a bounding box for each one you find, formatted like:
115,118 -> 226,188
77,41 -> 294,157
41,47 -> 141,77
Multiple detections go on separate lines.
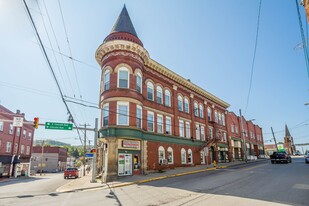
33,117 -> 39,129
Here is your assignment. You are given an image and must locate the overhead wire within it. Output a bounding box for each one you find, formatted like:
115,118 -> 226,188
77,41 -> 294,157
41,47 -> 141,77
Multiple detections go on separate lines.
244,0 -> 262,115
23,0 -> 84,145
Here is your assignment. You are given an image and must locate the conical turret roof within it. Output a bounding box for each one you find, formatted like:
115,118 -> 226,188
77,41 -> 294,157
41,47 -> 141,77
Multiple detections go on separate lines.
111,5 -> 138,37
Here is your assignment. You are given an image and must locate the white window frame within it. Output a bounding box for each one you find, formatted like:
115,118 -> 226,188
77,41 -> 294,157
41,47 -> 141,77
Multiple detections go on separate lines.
207,107 -> 212,121
194,102 -> 199,117
164,90 -> 171,107
231,125 -> 235,133
136,72 -> 142,93
200,151 -> 205,164
0,121 -> 3,131
103,103 -> 109,127
136,105 -> 142,129
188,149 -> 193,164
201,126 -> 205,141
223,132 -> 227,142
181,148 -> 186,164
184,98 -> 189,113
14,143 -> 18,154
6,142 -> 11,153
167,147 -> 174,164
26,146 -> 30,155
185,122 -> 190,138
117,102 -> 129,126
104,70 -> 110,90
21,145 -> 25,154
165,116 -> 172,135
147,82 -> 154,101
215,111 -> 218,123
23,129 -> 26,138
179,120 -> 184,137
196,124 -> 200,140
156,86 -> 163,104
158,146 -> 165,163
157,114 -> 163,134
222,114 -> 225,126
209,127 -> 213,139
147,111 -> 154,132
117,67 -> 130,88
28,132 -> 32,140
16,128 -> 20,137
9,123 -> 13,134
199,104 -> 204,118
178,95 -> 183,111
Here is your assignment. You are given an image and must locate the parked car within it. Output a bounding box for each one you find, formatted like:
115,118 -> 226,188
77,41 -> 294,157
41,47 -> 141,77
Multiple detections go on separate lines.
270,151 -> 292,164
305,152 -> 309,164
64,167 -> 79,179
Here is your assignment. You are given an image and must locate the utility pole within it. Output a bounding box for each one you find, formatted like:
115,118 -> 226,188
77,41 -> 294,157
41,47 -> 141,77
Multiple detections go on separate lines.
91,118 -> 98,183
271,127 -> 278,152
80,123 -> 90,176
40,140 -> 44,176
239,109 -> 247,162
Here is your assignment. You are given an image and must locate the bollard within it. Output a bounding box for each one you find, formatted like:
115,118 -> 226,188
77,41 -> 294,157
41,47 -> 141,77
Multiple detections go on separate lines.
213,160 -> 217,168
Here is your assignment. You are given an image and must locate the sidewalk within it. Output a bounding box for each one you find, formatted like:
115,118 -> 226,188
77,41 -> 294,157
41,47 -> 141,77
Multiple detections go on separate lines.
56,159 -> 268,193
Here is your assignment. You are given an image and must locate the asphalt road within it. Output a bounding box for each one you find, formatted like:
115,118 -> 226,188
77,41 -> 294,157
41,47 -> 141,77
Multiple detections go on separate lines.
0,157 -> 308,206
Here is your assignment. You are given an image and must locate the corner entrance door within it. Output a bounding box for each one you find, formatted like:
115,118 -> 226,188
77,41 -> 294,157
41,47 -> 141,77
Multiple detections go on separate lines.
118,153 -> 132,176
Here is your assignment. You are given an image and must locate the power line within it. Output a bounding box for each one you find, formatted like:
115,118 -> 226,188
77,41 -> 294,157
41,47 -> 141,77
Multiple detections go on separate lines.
23,0 -> 83,145
244,0 -> 262,114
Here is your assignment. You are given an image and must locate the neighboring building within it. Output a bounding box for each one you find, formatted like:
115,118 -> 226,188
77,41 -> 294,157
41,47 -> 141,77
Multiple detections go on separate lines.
96,5 -> 230,181
227,112 -> 242,161
302,0 -> 309,22
31,146 -> 67,173
0,105 -> 34,177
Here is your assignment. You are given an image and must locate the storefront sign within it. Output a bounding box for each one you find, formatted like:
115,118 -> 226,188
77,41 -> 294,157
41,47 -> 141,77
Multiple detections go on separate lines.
122,140 -> 140,149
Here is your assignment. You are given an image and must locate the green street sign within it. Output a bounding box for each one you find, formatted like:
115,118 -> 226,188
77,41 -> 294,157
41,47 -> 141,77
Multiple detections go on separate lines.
45,122 -> 73,130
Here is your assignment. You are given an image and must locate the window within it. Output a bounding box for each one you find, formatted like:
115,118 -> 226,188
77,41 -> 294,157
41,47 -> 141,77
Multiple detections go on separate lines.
14,143 -> 18,153
178,95 -> 183,111
188,149 -> 193,164
16,128 -> 20,136
166,116 -> 172,135
28,132 -> 32,140
104,70 -> 110,90
209,127 -> 213,139
218,113 -> 222,125
185,122 -> 190,138
26,146 -> 30,155
136,105 -> 142,129
147,82 -> 154,100
181,148 -> 186,164
156,86 -> 163,104
6,142 -> 11,153
201,126 -> 205,141
196,124 -> 200,140
158,146 -> 165,163
179,120 -> 184,137
199,104 -> 204,118
0,122 -> 3,131
147,111 -> 154,132
21,145 -> 25,154
117,102 -> 129,126
184,98 -> 189,113
194,102 -> 199,117
9,123 -> 13,134
231,125 -> 235,133
165,90 -> 171,107
207,108 -> 212,121
201,151 -> 205,164
157,114 -> 163,134
215,111 -> 218,123
235,126 -> 239,134
103,103 -> 109,126
167,147 -> 174,164
223,132 -> 227,142
23,129 -> 26,138
222,114 -> 225,126
118,67 -> 129,88
136,72 -> 142,93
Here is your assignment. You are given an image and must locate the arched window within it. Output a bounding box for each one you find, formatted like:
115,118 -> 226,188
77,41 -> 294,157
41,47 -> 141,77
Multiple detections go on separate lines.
178,95 -> 183,111
188,149 -> 193,164
199,104 -> 204,118
158,146 -> 165,164
207,107 -> 212,121
136,72 -> 142,93
200,151 -> 205,164
164,90 -> 171,107
167,147 -> 174,164
118,67 -> 129,88
184,98 -> 189,113
104,70 -> 110,90
194,102 -> 199,117
147,82 -> 154,101
156,86 -> 163,104
181,148 -> 186,164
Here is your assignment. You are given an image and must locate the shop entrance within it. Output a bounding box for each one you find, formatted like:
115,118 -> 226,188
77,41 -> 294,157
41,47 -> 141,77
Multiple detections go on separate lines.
118,153 -> 132,176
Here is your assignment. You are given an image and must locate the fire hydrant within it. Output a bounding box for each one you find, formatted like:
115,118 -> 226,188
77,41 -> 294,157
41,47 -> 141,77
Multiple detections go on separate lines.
213,160 -> 217,168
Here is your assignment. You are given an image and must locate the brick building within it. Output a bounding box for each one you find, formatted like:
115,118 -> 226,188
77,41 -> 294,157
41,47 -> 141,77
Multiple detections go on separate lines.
96,5 -> 264,181
0,105 -> 34,177
31,146 -> 67,173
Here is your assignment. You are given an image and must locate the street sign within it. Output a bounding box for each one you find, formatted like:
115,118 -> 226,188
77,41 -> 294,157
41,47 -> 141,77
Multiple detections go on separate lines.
13,117 -> 23,127
85,153 -> 94,158
45,122 -> 73,130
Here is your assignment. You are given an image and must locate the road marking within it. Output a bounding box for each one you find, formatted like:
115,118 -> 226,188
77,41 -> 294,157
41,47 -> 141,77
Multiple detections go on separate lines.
293,184 -> 309,190
243,163 -> 268,171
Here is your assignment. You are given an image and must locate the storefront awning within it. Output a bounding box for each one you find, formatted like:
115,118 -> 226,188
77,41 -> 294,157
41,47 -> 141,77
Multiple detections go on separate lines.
0,155 -> 12,164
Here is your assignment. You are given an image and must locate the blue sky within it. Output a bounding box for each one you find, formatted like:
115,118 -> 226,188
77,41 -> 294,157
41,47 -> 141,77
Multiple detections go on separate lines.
1,0 -> 309,152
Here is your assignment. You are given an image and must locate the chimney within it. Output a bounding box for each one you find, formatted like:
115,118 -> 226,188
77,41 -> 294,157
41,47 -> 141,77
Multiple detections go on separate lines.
16,109 -> 20,114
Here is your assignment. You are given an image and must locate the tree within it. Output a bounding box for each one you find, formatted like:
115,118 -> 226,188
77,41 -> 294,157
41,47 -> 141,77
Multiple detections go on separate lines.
72,148 -> 80,158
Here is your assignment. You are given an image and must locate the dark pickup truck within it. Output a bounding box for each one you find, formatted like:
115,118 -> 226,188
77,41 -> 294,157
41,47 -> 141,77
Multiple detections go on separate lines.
270,151 -> 292,164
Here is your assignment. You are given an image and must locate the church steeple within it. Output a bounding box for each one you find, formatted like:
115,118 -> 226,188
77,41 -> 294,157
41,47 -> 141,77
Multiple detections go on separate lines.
285,124 -> 291,137
103,5 -> 143,46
